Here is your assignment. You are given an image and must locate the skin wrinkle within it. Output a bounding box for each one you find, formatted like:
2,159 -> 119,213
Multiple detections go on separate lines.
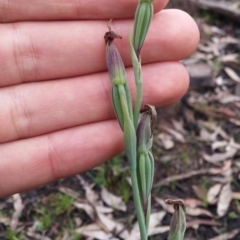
20,90 -> 32,138
29,33 -> 40,82
0,62 -> 189,143
46,134 -> 60,180
0,0 -> 167,22
11,22 -> 40,84
0,10 -> 199,87
11,23 -> 25,84
8,87 -> 25,139
8,87 -> 32,140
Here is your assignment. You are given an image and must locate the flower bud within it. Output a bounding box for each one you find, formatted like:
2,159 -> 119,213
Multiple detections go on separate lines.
165,199 -> 186,240
105,32 -> 126,86
137,105 -> 157,154
136,105 -> 156,219
105,30 -> 133,129
133,1 -> 153,56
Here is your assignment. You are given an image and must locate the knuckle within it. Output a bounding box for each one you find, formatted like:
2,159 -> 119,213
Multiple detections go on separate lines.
11,23 -> 40,83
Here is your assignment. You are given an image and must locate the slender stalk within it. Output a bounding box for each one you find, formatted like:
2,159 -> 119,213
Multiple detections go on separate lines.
145,194 -> 151,232
130,169 -> 148,240
134,71 -> 142,128
130,37 -> 143,129
118,86 -> 147,240
118,85 -> 136,169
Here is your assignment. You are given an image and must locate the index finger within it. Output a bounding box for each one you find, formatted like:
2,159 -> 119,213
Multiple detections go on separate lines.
0,0 -> 168,22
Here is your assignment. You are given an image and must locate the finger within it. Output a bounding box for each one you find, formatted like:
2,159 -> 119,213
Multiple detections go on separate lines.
0,62 -> 189,143
0,0 -> 167,22
0,120 -> 123,197
0,9 -> 199,86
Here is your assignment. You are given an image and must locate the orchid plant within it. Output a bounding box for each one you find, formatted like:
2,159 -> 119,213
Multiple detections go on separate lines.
104,0 -> 186,239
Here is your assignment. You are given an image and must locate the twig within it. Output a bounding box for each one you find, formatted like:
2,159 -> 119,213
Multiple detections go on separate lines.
154,169 -> 209,187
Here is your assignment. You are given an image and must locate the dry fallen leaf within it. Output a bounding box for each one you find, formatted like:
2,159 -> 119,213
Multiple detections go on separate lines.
186,219 -> 220,229
157,198 -> 212,217
214,127 -> 230,140
229,118 -> 240,126
229,138 -> 240,150
127,211 -> 168,240
59,186 -> 80,199
186,207 -> 213,217
155,198 -> 174,214
101,188 -> 127,212
158,133 -> 175,150
148,226 -> 170,237
208,160 -> 232,175
199,125 -> 230,143
211,141 -> 228,151
148,211 -> 166,229
192,185 -> 207,200
215,106 -> 236,118
232,192 -> 240,200
75,224 -> 113,240
235,104 -> 240,113
207,184 -> 222,205
184,198 -> 204,208
74,202 -> 113,220
27,221 -> 52,240
159,124 -> 186,143
10,193 -> 24,231
61,230 -> 70,240
157,197 -> 212,217
217,183 -> 232,217
77,175 -> 99,205
27,230 -> 51,240
224,67 -> 240,82
199,128 -> 216,142
202,148 -> 237,164
208,229 -> 240,240
220,94 -> 240,104
171,118 -> 187,134
74,202 -> 95,220
220,53 -> 239,63
96,210 -> 124,233
154,169 -> 209,187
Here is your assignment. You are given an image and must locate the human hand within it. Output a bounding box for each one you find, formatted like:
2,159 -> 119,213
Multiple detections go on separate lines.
0,0 -> 199,197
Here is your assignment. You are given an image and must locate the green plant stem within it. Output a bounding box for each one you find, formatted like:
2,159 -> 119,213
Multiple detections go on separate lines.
118,85 -> 147,240
145,195 -> 151,232
130,37 -> 143,129
133,74 -> 142,128
130,169 -> 148,240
